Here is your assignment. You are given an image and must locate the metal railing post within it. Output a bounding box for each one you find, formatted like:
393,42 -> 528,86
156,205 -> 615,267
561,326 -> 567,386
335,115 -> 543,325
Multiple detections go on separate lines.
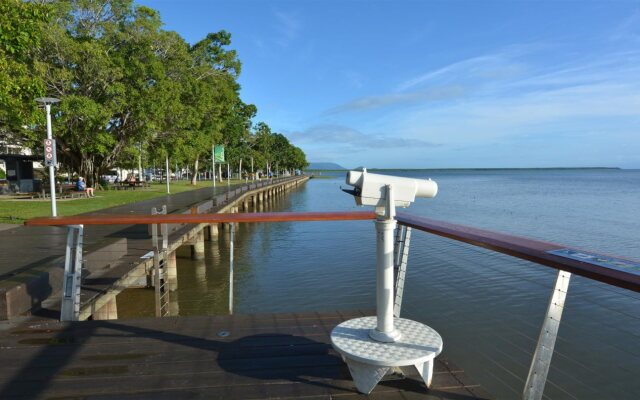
393,225 -> 404,269
229,223 -> 235,315
523,269 -> 572,400
61,225 -> 83,321
394,226 -> 412,317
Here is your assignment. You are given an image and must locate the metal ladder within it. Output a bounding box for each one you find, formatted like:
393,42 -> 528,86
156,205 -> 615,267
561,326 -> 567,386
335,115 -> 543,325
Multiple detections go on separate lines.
151,205 -> 169,317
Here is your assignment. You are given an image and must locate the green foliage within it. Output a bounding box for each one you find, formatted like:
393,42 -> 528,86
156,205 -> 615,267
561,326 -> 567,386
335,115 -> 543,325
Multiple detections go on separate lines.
0,0 -> 49,141
247,122 -> 308,172
1,0 -> 307,185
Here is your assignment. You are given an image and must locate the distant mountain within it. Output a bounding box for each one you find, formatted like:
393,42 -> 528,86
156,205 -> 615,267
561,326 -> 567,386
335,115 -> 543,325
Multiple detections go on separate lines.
306,162 -> 346,170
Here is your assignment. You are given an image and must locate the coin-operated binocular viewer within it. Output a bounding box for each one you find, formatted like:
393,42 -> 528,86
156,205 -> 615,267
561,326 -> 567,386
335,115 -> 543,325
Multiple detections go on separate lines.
332,169 -> 442,394
344,169 -> 438,209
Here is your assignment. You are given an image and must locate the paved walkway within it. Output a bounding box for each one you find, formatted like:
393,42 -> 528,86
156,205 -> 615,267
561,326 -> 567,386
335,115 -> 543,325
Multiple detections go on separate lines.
0,224 -> 19,233
0,182 -> 243,274
0,179 -> 297,319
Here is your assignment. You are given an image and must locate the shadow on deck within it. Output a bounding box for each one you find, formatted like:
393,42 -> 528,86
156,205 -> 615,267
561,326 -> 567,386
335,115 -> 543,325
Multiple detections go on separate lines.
0,311 -> 492,399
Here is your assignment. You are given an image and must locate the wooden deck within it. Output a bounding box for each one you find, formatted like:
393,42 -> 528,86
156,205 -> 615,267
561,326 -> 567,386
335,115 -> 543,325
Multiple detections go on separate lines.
0,311 -> 492,399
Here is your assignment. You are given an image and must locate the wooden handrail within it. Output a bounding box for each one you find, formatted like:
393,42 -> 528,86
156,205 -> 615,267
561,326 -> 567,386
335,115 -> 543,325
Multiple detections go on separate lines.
24,211 -> 377,226
25,207 -> 638,292
396,212 -> 640,293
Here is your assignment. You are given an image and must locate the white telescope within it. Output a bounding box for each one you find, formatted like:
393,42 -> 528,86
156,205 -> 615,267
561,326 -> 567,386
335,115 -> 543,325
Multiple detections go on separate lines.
341,168 -> 439,343
344,169 -> 438,207
331,168 -> 442,393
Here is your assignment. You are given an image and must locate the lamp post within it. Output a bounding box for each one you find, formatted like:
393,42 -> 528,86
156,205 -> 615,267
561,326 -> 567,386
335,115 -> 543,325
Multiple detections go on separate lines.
212,144 -> 216,189
165,154 -> 170,194
35,97 -> 60,217
138,142 -> 143,182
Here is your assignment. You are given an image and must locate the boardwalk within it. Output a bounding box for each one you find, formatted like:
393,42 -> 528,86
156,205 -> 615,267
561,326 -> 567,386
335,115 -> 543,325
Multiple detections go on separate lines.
0,178 -> 302,320
0,310 -> 492,399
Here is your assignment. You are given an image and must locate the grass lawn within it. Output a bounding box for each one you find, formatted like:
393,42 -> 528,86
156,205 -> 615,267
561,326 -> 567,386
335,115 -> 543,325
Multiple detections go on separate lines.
0,180 -> 243,224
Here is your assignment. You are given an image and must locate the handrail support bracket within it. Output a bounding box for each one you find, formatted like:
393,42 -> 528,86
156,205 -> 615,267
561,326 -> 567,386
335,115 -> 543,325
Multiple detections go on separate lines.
61,224 -> 84,321
523,269 -> 572,400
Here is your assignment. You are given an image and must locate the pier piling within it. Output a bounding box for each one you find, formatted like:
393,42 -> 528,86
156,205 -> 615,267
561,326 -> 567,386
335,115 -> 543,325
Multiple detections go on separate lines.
166,251 -> 178,291
192,229 -> 205,260
92,295 -> 118,320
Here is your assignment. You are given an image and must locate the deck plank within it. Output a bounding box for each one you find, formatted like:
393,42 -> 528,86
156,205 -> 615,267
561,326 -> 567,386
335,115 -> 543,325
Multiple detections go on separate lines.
0,312 -> 491,399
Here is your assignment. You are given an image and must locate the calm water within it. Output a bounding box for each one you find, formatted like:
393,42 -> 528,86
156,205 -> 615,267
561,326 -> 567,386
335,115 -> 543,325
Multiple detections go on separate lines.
118,169 -> 640,399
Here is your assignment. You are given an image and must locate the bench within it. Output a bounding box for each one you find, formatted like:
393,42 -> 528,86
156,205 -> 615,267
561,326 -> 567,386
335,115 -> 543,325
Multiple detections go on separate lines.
39,184 -> 92,199
62,185 -> 91,198
108,182 -> 151,190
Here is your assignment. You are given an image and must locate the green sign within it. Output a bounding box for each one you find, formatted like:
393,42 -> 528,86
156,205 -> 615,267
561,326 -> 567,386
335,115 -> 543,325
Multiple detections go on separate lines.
214,145 -> 225,163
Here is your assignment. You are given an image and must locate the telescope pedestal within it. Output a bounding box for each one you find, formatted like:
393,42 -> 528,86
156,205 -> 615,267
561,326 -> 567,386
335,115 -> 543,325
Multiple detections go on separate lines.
334,180 -> 442,394
330,316 -> 443,394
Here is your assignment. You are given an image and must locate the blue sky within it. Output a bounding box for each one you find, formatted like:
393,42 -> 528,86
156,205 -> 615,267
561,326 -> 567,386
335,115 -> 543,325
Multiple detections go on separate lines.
137,0 -> 640,169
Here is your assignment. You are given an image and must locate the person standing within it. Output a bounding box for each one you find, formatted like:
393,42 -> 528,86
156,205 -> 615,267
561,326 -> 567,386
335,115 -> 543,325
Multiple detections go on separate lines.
86,177 -> 95,197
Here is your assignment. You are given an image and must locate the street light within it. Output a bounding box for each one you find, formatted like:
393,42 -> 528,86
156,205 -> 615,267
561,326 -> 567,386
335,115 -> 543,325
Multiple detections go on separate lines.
35,97 -> 60,217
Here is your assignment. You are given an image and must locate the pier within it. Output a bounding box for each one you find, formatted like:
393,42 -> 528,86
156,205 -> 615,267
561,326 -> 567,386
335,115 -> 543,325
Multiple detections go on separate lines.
0,177 -> 498,399
2,175 -> 638,399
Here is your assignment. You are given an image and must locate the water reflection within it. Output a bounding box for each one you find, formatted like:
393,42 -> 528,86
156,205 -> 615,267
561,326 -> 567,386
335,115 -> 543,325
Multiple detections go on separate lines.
175,191 -> 293,316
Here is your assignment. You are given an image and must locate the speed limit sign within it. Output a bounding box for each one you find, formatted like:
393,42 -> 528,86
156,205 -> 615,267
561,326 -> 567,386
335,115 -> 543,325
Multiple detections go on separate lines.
44,139 -> 57,167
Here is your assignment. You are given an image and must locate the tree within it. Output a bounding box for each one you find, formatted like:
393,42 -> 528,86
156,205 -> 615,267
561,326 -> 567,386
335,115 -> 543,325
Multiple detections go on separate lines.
286,146 -> 309,171
0,0 -> 49,146
2,0 -> 308,186
223,101 -> 257,177
28,1 -> 241,186
182,31 -> 242,185
249,123 -> 308,175
34,1 -> 173,184
252,122 -> 274,174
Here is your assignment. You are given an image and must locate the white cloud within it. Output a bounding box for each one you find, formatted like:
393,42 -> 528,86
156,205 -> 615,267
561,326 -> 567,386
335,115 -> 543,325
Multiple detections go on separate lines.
610,9 -> 640,42
273,10 -> 301,47
287,124 -> 441,149
322,46 -> 640,148
396,44 -> 537,91
324,86 -> 466,114
299,43 -> 640,167
399,81 -> 640,145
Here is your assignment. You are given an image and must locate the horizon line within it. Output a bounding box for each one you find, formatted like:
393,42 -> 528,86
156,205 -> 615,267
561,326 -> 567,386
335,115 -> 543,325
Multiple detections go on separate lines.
305,166 -> 627,171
